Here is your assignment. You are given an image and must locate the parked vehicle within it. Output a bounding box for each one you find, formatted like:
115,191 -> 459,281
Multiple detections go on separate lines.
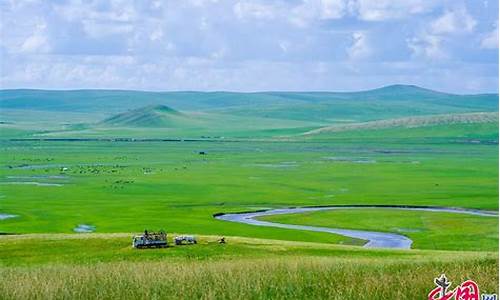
132,230 -> 167,248
174,235 -> 197,245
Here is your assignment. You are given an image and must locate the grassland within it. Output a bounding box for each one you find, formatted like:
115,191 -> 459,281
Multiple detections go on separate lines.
303,112 -> 498,135
0,122 -> 497,299
1,124 -> 497,237
0,234 -> 498,299
260,209 -> 499,251
0,86 -> 498,299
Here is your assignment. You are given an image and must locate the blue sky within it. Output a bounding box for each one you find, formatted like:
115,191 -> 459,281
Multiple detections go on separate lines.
0,0 -> 498,93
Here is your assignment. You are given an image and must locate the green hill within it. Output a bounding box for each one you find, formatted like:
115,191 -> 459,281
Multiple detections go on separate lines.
27,104 -> 318,138
1,85 -> 498,138
101,105 -> 190,128
303,112 -> 499,135
215,85 -> 498,123
1,86 -> 497,123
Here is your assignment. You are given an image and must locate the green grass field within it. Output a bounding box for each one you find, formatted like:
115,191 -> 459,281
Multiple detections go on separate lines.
260,209 -> 498,251
1,126 -> 497,236
0,87 -> 498,299
0,234 -> 498,299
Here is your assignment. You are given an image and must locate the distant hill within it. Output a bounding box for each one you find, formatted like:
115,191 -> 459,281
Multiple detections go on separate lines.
0,89 -> 301,112
214,85 -> 498,123
1,85 -> 498,124
302,112 -> 499,135
91,104 -> 322,138
101,105 -> 191,127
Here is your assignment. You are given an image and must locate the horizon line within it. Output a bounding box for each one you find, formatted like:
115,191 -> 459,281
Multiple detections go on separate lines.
1,84 -> 499,96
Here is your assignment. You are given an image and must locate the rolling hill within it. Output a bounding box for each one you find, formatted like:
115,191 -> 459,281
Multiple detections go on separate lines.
1,85 -> 497,138
303,112 -> 499,135
101,105 -> 190,128
1,85 -> 497,122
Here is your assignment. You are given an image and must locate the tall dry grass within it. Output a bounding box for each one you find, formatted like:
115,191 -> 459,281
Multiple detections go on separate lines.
0,256 -> 497,300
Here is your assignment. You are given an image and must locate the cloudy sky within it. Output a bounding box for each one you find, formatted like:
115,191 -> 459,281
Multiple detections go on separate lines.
0,0 -> 498,93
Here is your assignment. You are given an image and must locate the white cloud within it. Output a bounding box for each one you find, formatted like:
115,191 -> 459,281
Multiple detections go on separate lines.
354,0 -> 435,21
290,0 -> 346,27
235,0 -> 436,26
54,1 -> 138,23
20,34 -> 50,53
407,6 -> 478,59
189,0 -> 220,7
0,0 -> 498,93
53,0 -> 139,39
233,2 -> 276,20
347,31 -> 371,59
233,0 -> 348,28
481,24 -> 498,49
288,0 -> 442,25
19,20 -> 51,53
279,40 -> 290,53
82,20 -> 134,38
407,34 -> 446,59
320,0 -> 347,19
82,55 -> 136,65
430,7 -> 477,35
149,28 -> 163,42
210,47 -> 227,59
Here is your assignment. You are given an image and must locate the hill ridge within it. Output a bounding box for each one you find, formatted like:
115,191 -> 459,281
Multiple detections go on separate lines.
302,112 -> 499,135
101,104 -> 186,127
1,84 -> 497,96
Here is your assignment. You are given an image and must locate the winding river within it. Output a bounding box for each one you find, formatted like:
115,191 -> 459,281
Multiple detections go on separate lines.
214,205 -> 498,249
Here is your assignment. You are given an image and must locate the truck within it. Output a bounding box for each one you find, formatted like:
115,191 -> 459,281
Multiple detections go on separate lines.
174,235 -> 197,245
132,230 -> 167,248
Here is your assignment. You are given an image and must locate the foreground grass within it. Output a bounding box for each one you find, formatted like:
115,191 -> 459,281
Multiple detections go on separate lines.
2,258 -> 498,300
0,234 -> 398,266
0,235 -> 497,300
261,208 -> 499,251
